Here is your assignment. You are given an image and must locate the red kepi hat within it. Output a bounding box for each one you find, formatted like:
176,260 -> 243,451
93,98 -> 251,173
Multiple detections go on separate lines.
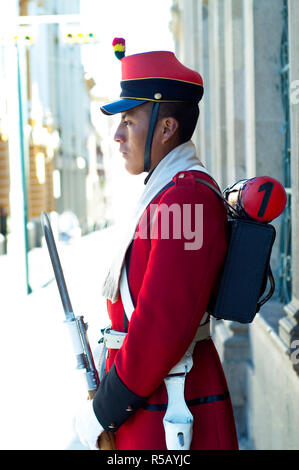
101,38 -> 204,172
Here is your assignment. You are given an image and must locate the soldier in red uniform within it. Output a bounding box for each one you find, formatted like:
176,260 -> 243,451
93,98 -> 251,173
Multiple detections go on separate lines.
75,40 -> 239,451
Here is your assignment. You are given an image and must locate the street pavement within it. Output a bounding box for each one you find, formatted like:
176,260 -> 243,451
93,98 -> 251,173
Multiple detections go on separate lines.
0,227 -> 116,450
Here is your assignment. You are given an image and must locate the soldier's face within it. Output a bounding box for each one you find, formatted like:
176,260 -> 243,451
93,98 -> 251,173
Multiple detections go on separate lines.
114,103 -> 152,175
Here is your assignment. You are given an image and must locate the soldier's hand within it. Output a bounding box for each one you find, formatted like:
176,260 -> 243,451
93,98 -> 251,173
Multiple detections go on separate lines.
74,399 -> 104,450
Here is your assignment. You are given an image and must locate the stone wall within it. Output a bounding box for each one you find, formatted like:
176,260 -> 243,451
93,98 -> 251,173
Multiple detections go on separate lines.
247,309 -> 299,449
171,0 -> 299,449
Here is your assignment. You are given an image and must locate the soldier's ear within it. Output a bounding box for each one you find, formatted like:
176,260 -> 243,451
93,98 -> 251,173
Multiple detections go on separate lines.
161,117 -> 179,144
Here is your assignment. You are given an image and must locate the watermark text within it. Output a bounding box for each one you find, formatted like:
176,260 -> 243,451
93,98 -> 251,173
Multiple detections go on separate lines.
134,203 -> 204,251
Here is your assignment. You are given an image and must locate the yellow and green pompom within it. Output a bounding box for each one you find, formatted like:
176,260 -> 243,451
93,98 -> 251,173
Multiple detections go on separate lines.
112,37 -> 126,60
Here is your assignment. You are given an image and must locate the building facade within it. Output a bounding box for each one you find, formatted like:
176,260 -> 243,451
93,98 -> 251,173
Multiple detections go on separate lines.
171,0 -> 299,449
0,0 -> 106,258
26,0 -> 100,233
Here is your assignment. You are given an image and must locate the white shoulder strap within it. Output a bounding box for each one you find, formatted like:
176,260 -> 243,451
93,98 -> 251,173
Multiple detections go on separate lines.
120,265 -> 135,321
120,166 -> 213,323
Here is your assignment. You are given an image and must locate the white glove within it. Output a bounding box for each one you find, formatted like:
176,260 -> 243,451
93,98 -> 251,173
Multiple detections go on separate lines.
74,399 -> 104,450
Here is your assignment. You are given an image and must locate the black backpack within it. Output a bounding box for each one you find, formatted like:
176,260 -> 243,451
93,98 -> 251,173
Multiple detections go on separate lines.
195,178 -> 276,324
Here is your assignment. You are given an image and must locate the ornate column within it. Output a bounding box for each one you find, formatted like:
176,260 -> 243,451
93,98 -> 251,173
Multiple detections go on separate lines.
212,0 -> 250,440
198,0 -> 212,170
224,0 -> 247,185
208,0 -> 227,188
279,0 -> 299,370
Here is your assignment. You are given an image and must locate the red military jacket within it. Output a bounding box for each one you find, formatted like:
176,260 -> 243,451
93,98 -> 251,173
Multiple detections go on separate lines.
93,170 -> 239,450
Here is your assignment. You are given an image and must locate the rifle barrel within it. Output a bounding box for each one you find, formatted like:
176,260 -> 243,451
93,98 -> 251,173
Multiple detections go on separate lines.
41,211 -> 74,320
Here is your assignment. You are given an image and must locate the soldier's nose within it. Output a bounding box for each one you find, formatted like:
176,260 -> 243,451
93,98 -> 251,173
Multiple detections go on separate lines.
114,125 -> 125,143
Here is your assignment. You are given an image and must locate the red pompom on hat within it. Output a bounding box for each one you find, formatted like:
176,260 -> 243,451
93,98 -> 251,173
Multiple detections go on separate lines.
112,37 -> 126,60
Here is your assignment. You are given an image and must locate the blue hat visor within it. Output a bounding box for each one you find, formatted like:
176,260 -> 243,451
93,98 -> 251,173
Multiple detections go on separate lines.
100,98 -> 147,115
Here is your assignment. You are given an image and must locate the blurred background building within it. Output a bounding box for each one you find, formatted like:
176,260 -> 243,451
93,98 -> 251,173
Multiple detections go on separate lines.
170,0 -> 299,450
23,0 -> 107,236
0,0 -> 112,296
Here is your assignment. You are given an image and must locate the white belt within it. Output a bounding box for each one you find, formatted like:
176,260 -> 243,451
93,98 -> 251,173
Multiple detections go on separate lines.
103,321 -> 210,353
103,328 -> 127,349
117,265 -> 211,450
103,320 -> 210,450
162,318 -> 210,450
167,321 -> 210,375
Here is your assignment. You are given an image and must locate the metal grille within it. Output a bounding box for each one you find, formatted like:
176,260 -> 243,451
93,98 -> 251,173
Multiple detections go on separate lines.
278,0 -> 292,303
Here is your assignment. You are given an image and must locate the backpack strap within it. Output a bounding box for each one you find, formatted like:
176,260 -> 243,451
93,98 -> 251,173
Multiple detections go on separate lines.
194,177 -> 240,217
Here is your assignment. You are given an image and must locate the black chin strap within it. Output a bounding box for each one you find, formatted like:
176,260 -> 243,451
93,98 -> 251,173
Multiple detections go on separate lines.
144,102 -> 160,173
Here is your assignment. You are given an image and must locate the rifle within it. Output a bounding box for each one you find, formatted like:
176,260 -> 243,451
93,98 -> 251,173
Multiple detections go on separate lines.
41,212 -> 115,450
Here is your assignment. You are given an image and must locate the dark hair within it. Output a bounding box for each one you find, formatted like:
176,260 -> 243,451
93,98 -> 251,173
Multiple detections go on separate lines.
157,102 -> 199,143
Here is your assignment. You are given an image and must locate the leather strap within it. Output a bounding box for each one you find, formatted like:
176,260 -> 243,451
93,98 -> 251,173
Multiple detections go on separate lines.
194,177 -> 239,216
144,102 -> 160,172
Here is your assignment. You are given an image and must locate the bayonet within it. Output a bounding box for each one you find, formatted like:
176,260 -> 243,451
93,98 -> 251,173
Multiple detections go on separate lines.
41,211 -> 100,395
